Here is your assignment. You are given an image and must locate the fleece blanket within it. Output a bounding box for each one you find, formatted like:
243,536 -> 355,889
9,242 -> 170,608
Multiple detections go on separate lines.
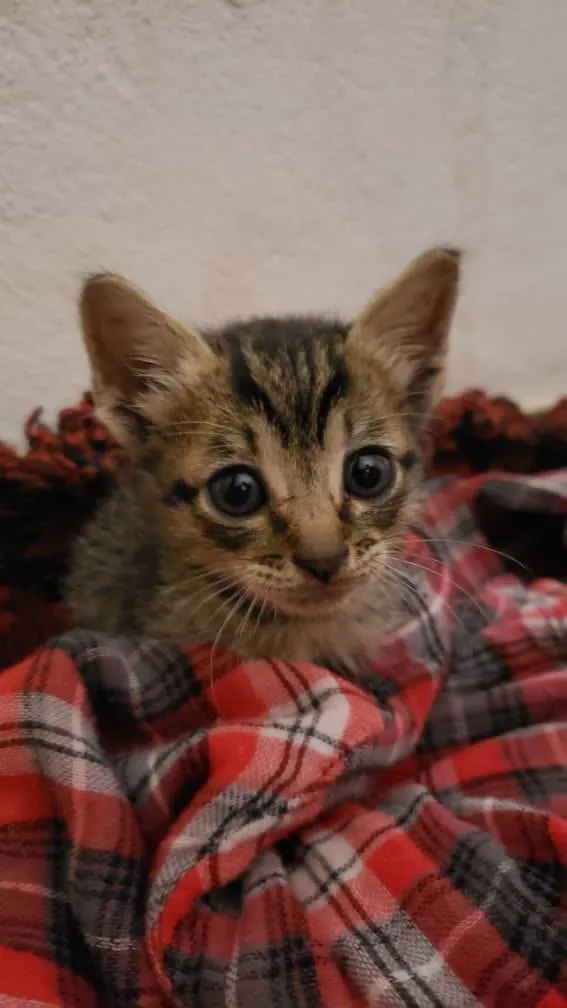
0,471 -> 566,1007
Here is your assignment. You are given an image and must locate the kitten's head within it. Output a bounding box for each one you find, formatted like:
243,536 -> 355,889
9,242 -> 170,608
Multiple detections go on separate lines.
79,248 -> 460,662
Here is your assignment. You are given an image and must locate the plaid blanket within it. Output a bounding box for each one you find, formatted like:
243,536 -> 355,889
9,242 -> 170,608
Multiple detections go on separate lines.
0,472 -> 566,1007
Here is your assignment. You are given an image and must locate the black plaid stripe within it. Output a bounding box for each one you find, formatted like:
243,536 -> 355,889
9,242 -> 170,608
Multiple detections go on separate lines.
263,860 -> 322,1008
15,698 -> 108,773
117,734 -> 208,809
49,820 -> 144,1005
196,787 -> 291,862
420,681 -> 535,756
165,947 -> 226,1007
166,936 -> 321,1008
193,666 -> 349,865
278,821 -> 448,1007
403,792 -> 465,863
283,791 -> 428,908
279,834 -> 360,908
443,831 -> 567,983
148,669 -> 348,923
47,821 -> 103,990
509,763 -> 567,806
58,631 -> 203,722
515,857 -> 567,911
437,764 -> 567,805
334,921 -> 446,1008
0,819 -> 71,961
363,674 -> 401,704
446,598 -> 562,696
396,568 -> 448,670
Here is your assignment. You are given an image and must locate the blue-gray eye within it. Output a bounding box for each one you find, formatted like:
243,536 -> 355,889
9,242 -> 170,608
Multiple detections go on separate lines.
208,466 -> 267,517
344,447 -> 395,499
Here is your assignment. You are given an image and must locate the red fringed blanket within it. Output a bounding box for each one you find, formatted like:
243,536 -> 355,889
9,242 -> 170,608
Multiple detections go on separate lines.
0,469 -> 566,1006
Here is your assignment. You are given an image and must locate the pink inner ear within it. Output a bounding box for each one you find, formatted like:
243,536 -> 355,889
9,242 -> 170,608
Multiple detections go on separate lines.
352,248 -> 460,356
89,325 -> 150,403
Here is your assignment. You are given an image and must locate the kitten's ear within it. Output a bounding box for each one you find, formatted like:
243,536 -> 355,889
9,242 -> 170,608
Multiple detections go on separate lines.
80,274 -> 211,447
348,247 -> 461,416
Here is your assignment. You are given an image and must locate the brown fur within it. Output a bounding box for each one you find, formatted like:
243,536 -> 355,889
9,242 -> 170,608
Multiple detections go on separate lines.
67,248 -> 460,672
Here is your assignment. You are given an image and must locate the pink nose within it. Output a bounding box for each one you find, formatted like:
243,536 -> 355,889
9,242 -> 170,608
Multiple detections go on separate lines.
293,547 -> 348,584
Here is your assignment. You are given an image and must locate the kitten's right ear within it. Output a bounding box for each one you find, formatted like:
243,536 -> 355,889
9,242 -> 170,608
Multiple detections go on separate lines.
80,274 -> 211,448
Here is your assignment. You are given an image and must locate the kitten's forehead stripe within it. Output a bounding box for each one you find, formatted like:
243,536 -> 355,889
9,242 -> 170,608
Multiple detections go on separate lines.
315,365 -> 349,445
230,344 -> 291,445
221,316 -> 350,449
243,425 -> 257,453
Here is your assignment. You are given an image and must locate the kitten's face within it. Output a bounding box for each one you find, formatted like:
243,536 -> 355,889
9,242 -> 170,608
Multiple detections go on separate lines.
79,249 -> 460,662
153,319 -> 420,624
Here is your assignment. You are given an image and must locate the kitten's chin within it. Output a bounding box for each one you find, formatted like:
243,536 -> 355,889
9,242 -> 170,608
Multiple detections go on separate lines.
262,584 -> 354,619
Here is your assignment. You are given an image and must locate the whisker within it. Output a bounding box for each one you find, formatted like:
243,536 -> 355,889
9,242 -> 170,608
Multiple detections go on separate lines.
168,419 -> 233,430
164,574 -> 237,625
161,575 -> 234,608
163,420 -> 238,440
413,534 -> 530,575
186,582 -> 238,621
161,569 -> 235,595
405,529 -> 532,622
252,598 -> 268,640
375,411 -> 439,426
208,590 -> 248,712
186,571 -> 236,591
380,564 -> 469,638
381,569 -> 429,620
235,592 -> 258,642
398,557 -> 489,625
398,573 -> 467,634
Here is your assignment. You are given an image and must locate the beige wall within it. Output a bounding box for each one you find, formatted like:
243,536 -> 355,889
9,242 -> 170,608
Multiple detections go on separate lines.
1,0 -> 566,443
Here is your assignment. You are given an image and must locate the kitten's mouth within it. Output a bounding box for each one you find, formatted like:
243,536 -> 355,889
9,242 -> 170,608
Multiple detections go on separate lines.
263,583 -> 353,618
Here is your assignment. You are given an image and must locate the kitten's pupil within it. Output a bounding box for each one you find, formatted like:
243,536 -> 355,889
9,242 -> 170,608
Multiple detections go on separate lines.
344,448 -> 395,499
208,466 -> 267,518
224,474 -> 254,510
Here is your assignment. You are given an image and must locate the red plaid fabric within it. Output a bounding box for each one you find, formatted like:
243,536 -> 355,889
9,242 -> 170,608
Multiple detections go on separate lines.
0,471 -> 566,1007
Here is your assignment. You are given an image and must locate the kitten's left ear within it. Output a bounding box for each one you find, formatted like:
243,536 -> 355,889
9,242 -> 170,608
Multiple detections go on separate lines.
348,247 -> 461,415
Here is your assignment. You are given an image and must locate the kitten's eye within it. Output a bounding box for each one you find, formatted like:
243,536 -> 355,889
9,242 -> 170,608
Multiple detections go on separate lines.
344,447 -> 395,499
207,466 -> 267,518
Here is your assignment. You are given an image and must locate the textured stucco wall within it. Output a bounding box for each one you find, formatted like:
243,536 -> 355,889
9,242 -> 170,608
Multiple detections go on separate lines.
1,0 -> 566,444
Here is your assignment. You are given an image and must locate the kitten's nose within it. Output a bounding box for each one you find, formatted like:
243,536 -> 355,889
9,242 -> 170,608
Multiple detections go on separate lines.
293,547 -> 348,584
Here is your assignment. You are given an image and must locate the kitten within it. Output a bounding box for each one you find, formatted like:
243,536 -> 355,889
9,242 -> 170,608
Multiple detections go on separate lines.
67,248 -> 460,672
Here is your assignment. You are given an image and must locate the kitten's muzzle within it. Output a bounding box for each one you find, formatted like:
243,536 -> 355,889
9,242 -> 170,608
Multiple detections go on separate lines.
292,545 -> 348,584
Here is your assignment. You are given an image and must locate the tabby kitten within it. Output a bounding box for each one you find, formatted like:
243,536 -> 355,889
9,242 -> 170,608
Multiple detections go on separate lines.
67,248 -> 460,671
